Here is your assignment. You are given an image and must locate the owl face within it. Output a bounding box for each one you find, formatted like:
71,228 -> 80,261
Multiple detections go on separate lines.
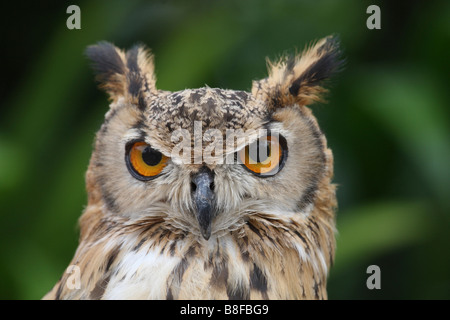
86,38 -> 341,241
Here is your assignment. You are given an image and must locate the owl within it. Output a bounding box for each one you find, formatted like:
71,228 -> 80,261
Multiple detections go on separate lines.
43,36 -> 343,300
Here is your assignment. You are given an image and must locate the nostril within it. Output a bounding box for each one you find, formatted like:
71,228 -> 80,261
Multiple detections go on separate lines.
191,167 -> 214,193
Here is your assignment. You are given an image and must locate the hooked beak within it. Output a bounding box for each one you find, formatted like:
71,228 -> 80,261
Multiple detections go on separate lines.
191,167 -> 215,240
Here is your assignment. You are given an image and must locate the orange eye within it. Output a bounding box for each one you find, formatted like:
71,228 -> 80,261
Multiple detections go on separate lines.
126,141 -> 168,180
238,135 -> 287,177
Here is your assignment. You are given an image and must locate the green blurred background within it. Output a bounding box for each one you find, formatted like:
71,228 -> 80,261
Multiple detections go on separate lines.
1,0 -> 449,299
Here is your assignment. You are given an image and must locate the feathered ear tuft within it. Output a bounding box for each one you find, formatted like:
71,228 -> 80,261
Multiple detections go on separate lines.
252,35 -> 344,110
85,42 -> 157,104
85,42 -> 127,100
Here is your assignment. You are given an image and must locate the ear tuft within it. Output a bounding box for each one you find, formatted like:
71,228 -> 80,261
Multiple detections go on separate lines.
85,42 -> 127,100
252,35 -> 344,110
125,44 -> 157,100
85,42 -> 157,103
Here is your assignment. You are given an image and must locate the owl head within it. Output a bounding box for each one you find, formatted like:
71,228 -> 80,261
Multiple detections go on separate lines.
84,36 -> 343,241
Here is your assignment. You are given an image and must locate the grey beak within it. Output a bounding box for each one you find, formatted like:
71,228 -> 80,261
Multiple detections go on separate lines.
191,167 -> 215,240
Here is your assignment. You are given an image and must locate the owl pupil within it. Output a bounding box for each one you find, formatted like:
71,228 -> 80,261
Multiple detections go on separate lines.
142,147 -> 162,166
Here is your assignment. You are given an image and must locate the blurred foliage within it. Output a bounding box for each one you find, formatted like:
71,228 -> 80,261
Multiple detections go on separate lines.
0,0 -> 449,299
